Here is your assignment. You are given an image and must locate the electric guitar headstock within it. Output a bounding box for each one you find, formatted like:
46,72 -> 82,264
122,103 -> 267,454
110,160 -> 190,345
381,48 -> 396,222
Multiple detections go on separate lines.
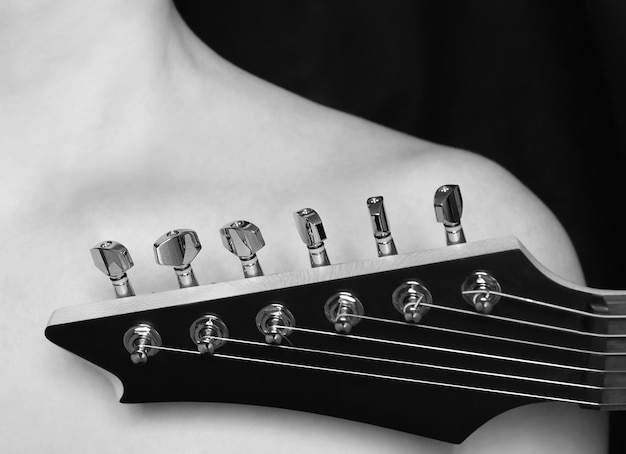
45,186 -> 626,444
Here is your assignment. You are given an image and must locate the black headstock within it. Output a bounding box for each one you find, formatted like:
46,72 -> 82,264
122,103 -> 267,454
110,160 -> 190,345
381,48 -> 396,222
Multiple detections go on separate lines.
45,237 -> 626,443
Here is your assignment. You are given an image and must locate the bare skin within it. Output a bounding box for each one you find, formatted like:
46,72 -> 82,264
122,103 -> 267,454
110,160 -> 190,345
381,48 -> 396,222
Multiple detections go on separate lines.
0,1 -> 607,453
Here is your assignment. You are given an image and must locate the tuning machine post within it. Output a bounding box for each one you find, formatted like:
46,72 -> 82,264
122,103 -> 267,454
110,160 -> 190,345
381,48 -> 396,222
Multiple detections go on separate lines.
189,315 -> 229,354
256,303 -> 296,344
220,220 -> 265,278
367,196 -> 397,257
462,271 -> 501,314
392,281 -> 432,323
123,324 -> 162,365
153,229 -> 201,288
90,241 -> 136,298
434,185 -> 466,245
325,292 -> 364,333
294,208 -> 331,267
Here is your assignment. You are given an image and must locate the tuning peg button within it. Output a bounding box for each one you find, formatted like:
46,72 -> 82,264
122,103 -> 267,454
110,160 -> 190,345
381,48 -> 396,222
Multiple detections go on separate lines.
153,229 -> 201,288
220,220 -> 265,278
90,240 -> 135,298
294,208 -> 331,267
367,196 -> 397,257
434,185 -> 467,245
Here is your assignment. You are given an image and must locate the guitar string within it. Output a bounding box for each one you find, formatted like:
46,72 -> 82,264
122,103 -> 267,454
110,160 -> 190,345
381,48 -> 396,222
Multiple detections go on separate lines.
139,312 -> 626,405
145,345 -> 201,355
275,325 -> 621,373
150,322 -> 621,375
419,302 -> 626,338
140,344 -> 606,408
122,279 -> 626,404
215,354 -> 615,407
142,312 -> 625,381
142,338 -> 610,394
172,336 -> 609,389
320,285 -> 624,375
462,290 -> 626,319
143,324 -> 619,386
329,313 -> 626,356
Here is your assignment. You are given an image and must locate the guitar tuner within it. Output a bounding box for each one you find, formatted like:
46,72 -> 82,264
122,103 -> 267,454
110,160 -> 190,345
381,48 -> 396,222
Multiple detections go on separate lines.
434,185 -> 467,245
220,220 -> 265,278
324,291 -> 364,333
123,324 -> 162,365
392,281 -> 432,323
367,196 -> 398,257
153,229 -> 201,288
462,271 -> 502,314
90,241 -> 135,298
293,208 -> 331,267
189,315 -> 229,354
256,304 -> 296,344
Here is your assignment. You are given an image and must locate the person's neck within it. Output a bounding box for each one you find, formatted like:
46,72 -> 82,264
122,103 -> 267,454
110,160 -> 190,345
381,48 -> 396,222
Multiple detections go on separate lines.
0,2 -> 174,87
0,1 -> 240,207
0,1 -> 224,161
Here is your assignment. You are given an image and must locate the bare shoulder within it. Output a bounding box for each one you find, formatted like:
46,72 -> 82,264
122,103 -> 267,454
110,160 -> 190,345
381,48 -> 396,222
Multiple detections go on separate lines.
258,97 -> 584,285
141,53 -> 583,287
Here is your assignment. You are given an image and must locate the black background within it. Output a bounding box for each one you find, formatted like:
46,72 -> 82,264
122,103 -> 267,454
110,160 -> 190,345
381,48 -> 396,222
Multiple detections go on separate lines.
174,1 -> 626,450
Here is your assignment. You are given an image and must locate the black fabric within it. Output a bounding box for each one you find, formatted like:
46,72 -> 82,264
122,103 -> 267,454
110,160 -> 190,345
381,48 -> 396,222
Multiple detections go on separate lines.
173,1 -> 626,448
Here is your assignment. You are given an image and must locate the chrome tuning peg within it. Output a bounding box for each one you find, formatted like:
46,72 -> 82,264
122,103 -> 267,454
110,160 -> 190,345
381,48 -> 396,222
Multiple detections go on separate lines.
367,196 -> 397,257
153,229 -> 201,288
294,208 -> 331,267
220,220 -> 265,278
90,240 -> 135,298
434,185 -> 466,245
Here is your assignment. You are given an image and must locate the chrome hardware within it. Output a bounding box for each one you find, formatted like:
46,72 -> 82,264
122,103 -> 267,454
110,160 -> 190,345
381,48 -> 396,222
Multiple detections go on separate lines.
220,220 -> 265,278
123,324 -> 162,365
367,196 -> 398,257
462,271 -> 501,314
256,303 -> 296,344
90,240 -> 135,298
325,292 -> 364,333
294,208 -> 331,267
392,281 -> 432,323
153,229 -> 201,288
434,185 -> 466,245
189,315 -> 229,354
